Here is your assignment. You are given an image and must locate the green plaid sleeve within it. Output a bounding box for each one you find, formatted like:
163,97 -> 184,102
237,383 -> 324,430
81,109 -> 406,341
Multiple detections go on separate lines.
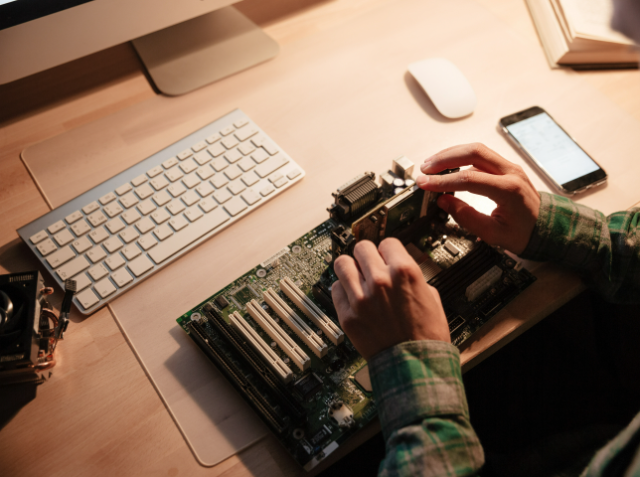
520,192 -> 640,303
369,340 -> 484,477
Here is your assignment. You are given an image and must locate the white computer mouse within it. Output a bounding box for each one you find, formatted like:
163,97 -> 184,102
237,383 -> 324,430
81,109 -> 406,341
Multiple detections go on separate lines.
408,58 -> 476,119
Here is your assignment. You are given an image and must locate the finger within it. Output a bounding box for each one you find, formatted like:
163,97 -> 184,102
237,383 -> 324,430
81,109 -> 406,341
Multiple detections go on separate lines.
332,255 -> 365,304
353,241 -> 387,284
420,143 -> 517,176
377,237 -> 416,270
437,194 -> 499,243
416,169 -> 510,203
331,281 -> 352,321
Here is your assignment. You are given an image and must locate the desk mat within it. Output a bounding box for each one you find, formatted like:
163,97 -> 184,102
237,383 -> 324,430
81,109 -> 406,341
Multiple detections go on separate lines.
22,0 -> 640,467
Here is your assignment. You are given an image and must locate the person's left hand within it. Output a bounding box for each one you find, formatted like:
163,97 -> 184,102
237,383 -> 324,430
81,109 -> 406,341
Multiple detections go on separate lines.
332,238 -> 450,361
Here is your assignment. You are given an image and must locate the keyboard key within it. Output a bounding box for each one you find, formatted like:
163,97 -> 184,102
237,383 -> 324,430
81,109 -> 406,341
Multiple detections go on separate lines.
48,220 -> 66,234
182,190 -> 200,206
162,157 -> 179,169
135,183 -> 154,200
133,173 -> 150,185
224,196 -> 248,217
105,217 -> 126,234
169,215 -> 188,231
137,199 -> 156,216
71,220 -> 91,237
197,165 -> 215,180
105,253 -> 125,271
99,192 -> 117,205
88,263 -> 109,281
128,255 -> 154,277
112,268 -> 133,288
274,177 -> 288,188
238,143 -> 255,156
65,211 -> 83,224
235,126 -> 258,142
262,140 -> 279,156
150,176 -> 169,191
182,174 -> 200,189
72,236 -> 92,254
224,164 -> 242,181
199,197 -> 218,213
228,180 -> 246,195
151,208 -> 171,224
29,230 -> 48,244
77,288 -> 99,310
220,125 -> 235,136
225,149 -> 242,163
180,159 -> 198,175
213,189 -> 232,204
119,192 -> 139,209
87,246 -> 107,263
192,141 -> 207,152
154,224 -> 173,241
37,239 -> 57,256
122,244 -> 142,260
269,172 -> 283,183
260,184 -> 275,197
287,169 -> 302,180
241,189 -> 261,206
178,149 -> 193,160
153,190 -> 172,207
234,118 -> 249,128
251,135 -> 266,147
206,133 -> 221,144
222,136 -> 239,149
251,149 -> 269,164
136,217 -> 155,234
242,171 -> 260,186
122,209 -> 141,225
94,277 -> 116,298
73,273 -> 92,292
195,182 -> 214,197
166,168 -> 184,182
255,155 -> 289,178
138,234 -> 158,251
115,183 -> 133,196
148,208 -> 229,264
211,174 -> 229,189
167,200 -> 186,215
207,143 -> 225,157
54,229 -> 74,247
118,228 -> 139,245
104,202 -> 124,218
168,183 -> 186,198
185,207 -> 203,222
211,157 -> 229,172
146,166 -> 163,178
56,255 -> 90,280
46,246 -> 75,268
194,150 -> 212,166
82,202 -> 100,215
104,236 -> 124,253
90,226 -> 110,243
238,157 -> 255,172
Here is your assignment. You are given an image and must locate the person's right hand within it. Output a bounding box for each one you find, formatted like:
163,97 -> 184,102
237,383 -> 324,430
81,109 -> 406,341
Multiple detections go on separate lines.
415,143 -> 540,255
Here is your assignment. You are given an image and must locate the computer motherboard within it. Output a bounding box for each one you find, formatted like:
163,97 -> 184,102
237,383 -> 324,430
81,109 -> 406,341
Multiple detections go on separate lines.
176,157 -> 535,471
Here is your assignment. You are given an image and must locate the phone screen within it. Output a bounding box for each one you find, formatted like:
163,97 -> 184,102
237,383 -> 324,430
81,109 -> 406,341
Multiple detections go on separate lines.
505,112 -> 600,186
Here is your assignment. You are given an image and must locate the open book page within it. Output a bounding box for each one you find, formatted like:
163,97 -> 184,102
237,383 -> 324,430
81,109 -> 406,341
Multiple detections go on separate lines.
558,0 -> 634,44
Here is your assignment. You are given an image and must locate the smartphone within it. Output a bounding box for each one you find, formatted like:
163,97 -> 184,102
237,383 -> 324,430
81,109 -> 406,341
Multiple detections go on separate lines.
499,106 -> 607,194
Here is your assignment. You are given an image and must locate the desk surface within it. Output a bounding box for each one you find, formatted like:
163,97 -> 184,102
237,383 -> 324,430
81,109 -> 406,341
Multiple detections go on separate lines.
1,0 -> 640,476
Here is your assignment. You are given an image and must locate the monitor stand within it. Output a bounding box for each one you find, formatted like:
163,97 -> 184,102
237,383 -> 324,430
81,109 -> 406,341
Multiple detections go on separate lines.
132,6 -> 279,96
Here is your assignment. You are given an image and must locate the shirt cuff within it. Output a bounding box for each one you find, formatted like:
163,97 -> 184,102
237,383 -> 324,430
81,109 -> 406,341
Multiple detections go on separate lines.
368,340 -> 468,441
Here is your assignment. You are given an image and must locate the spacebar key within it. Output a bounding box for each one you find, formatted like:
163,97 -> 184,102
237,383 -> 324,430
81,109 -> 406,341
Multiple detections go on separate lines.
148,208 -> 230,264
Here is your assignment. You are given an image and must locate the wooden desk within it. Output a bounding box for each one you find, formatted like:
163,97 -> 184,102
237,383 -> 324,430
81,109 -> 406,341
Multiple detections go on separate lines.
1,0 -> 639,475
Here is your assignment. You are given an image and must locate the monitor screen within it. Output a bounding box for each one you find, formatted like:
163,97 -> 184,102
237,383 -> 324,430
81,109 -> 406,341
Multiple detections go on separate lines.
0,0 -> 94,30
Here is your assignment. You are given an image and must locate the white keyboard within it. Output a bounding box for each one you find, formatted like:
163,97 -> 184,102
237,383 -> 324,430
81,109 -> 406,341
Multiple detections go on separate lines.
18,109 -> 305,315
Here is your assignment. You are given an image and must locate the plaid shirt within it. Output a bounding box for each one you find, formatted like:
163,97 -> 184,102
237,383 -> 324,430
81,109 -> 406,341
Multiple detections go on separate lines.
369,192 -> 640,476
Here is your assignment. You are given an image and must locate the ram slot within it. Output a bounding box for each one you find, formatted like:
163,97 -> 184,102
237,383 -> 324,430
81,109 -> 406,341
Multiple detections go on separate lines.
246,300 -> 311,372
279,277 -> 344,345
229,311 -> 293,383
263,288 -> 328,358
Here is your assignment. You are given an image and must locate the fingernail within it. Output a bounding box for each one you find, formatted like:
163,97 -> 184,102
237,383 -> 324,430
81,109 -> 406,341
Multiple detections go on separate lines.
420,163 -> 429,172
416,175 -> 429,187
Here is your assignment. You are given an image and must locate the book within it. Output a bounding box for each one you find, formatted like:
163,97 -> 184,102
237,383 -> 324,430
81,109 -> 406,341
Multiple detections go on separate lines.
526,0 -> 638,68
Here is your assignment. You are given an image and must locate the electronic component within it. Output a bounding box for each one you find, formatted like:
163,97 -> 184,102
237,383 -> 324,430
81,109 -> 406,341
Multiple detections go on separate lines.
330,225 -> 356,259
327,172 -> 381,221
229,311 -> 293,383
444,241 -> 461,256
379,172 -> 395,192
465,265 -> 503,301
279,277 -> 344,345
294,373 -> 323,401
246,300 -> 310,371
392,155 -> 415,179
353,365 -> 373,392
328,400 -> 354,428
448,316 -> 466,333
262,289 -> 328,358
214,296 -> 230,309
309,427 -> 332,446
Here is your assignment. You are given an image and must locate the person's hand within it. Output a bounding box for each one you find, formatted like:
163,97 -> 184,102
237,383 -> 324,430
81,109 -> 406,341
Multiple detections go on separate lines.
416,143 -> 540,255
331,238 -> 450,360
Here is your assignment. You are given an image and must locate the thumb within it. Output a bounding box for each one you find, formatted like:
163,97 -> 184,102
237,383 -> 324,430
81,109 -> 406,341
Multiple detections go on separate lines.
331,281 -> 352,325
438,194 -> 497,243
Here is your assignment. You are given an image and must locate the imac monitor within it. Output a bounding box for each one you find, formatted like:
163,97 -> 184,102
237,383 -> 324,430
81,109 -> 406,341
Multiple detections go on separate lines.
0,0 -> 280,95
